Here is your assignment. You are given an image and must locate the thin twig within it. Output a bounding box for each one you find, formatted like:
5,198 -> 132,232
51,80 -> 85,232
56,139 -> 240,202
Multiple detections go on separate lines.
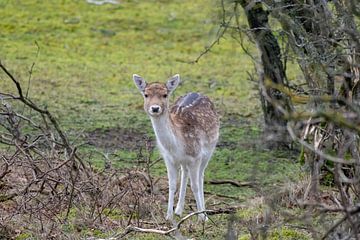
287,124 -> 359,165
322,205 -> 360,240
0,62 -> 72,155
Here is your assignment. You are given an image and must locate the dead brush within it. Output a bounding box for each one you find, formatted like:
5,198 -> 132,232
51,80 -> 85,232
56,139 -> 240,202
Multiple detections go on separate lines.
274,178 -> 309,209
0,63 -> 171,238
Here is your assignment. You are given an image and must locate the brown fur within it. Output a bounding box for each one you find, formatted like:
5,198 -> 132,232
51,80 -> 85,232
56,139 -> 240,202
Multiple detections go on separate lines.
143,83 -> 219,157
170,95 -> 219,156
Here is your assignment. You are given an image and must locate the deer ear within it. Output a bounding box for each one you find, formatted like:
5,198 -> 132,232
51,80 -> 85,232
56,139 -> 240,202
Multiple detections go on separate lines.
133,74 -> 147,93
166,74 -> 180,93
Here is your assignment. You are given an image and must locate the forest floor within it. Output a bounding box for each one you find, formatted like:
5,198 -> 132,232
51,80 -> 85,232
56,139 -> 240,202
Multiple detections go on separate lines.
0,0 -> 318,239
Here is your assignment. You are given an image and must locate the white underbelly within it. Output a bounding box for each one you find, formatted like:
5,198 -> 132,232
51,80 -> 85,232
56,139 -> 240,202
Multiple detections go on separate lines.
156,140 -> 213,167
157,142 -> 196,165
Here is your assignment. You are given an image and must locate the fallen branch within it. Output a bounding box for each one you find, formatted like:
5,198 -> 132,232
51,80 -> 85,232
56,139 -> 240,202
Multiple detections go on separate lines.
119,208 -> 237,238
204,191 -> 242,200
206,179 -> 255,187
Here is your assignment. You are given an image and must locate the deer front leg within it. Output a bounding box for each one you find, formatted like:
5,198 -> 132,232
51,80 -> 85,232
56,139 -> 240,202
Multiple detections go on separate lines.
175,165 -> 188,216
165,161 -> 178,221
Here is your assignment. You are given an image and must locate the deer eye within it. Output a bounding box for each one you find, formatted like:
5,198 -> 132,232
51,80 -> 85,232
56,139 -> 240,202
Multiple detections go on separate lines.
144,94 -> 148,98
163,94 -> 168,98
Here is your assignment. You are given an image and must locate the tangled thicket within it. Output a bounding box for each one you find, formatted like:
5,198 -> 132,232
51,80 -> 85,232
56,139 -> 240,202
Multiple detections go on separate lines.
215,0 -> 360,239
0,63 -> 169,239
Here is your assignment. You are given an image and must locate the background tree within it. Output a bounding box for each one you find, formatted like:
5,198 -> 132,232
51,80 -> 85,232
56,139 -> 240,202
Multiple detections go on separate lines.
239,0 -> 293,148
220,0 -> 360,238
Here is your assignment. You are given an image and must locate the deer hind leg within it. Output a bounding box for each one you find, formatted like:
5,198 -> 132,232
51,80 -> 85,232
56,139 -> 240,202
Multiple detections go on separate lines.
188,163 -> 207,221
198,161 -> 207,214
165,160 -> 178,221
175,165 -> 188,216
198,153 -> 212,220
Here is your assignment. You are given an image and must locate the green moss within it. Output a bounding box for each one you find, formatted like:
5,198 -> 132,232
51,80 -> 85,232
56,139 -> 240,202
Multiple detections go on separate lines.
269,227 -> 311,240
15,233 -> 32,240
101,208 -> 125,221
238,235 -> 251,240
237,207 -> 263,221
238,227 -> 310,240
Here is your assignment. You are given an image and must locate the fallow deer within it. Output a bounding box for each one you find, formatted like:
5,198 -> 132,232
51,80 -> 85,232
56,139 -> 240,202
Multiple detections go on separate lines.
133,74 -> 219,221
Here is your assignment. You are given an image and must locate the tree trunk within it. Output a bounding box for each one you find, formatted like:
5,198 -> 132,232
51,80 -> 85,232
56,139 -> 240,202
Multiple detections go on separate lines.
239,1 -> 293,148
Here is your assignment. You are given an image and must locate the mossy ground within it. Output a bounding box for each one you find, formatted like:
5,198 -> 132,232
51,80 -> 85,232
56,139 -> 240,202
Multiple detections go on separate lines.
0,0 -> 309,239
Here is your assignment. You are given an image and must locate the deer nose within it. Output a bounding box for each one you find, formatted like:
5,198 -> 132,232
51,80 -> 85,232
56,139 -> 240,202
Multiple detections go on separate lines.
149,105 -> 162,115
151,106 -> 160,113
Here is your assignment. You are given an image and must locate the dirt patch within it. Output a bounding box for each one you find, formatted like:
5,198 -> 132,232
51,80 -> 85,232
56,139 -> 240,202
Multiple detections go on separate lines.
84,114 -> 261,152
85,127 -> 154,151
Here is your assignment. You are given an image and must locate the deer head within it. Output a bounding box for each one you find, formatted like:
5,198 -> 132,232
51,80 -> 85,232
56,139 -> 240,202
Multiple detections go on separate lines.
133,74 -> 180,117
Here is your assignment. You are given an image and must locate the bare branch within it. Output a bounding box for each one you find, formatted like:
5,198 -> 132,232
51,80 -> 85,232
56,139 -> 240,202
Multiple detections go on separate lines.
121,208 -> 237,238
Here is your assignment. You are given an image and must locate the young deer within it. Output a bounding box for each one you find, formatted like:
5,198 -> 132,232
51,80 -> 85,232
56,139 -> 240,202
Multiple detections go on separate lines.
133,74 -> 219,221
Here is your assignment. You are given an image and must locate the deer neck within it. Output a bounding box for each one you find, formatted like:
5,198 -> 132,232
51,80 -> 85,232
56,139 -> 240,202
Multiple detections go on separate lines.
150,111 -> 177,149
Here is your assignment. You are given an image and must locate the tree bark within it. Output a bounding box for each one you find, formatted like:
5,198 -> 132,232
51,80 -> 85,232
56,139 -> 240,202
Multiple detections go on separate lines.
239,1 -> 293,148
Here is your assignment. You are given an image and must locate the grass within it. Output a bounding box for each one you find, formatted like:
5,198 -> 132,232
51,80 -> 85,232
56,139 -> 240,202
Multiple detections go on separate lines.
0,0 -> 255,131
0,0 -> 309,239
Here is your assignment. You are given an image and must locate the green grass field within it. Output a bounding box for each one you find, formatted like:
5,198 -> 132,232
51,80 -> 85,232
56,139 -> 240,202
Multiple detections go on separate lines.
0,0 -> 309,239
